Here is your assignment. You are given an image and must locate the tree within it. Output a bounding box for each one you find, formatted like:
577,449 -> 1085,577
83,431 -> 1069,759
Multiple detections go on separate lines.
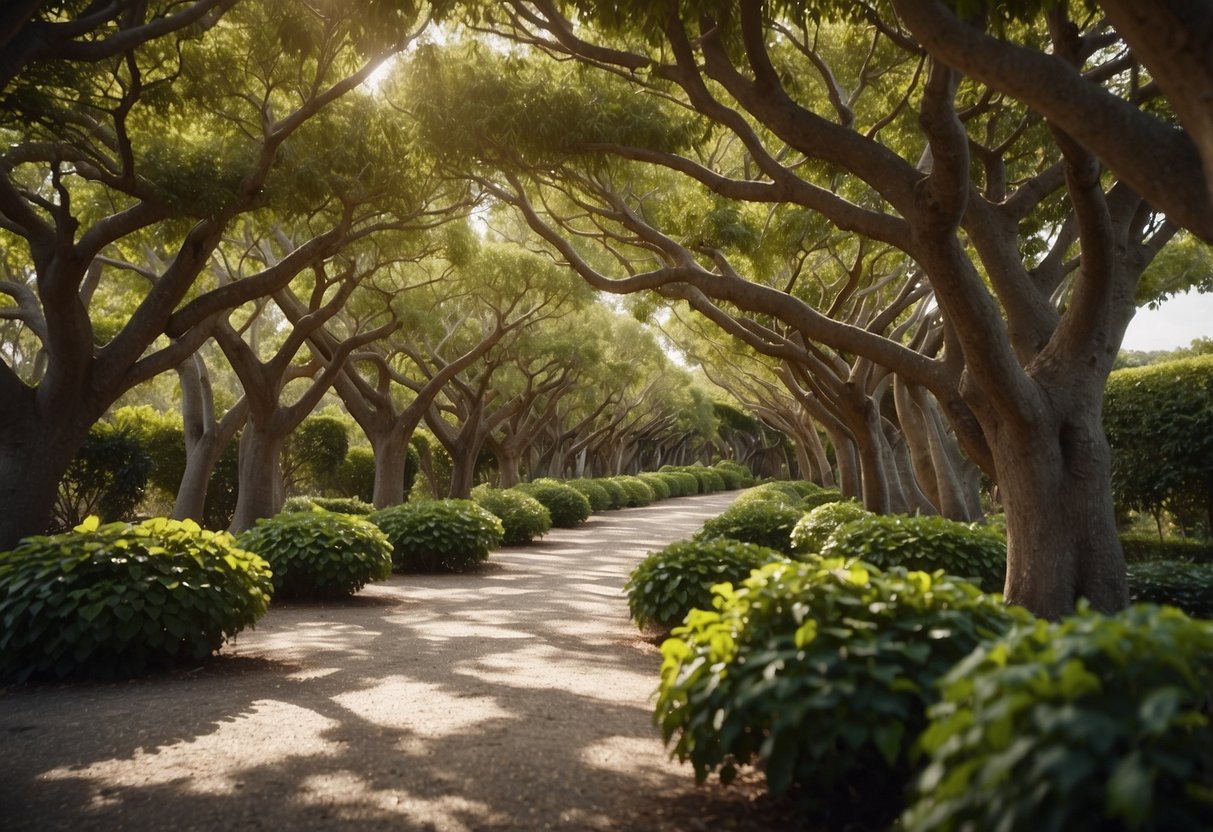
411,3 -> 1185,616
0,0 -> 443,548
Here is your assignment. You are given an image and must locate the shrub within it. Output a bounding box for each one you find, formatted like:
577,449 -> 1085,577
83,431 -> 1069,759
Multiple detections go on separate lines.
236,510 -> 392,599
694,499 -> 804,555
52,424 -> 153,531
664,470 -> 701,496
800,488 -> 846,510
607,475 -> 655,507
822,513 -> 1007,593
652,472 -> 689,497
713,460 -> 756,489
1127,560 -> 1213,618
282,495 -> 375,515
567,478 -> 612,512
637,472 -> 671,500
658,559 -> 1023,826
732,481 -> 804,508
1121,532 -> 1213,564
790,500 -> 871,555
903,605 -> 1213,832
0,517 -> 272,682
371,499 -> 503,572
513,479 -> 592,527
472,486 -> 552,545
625,538 -> 785,631
667,466 -> 724,494
594,477 -> 629,509
280,415 -> 348,496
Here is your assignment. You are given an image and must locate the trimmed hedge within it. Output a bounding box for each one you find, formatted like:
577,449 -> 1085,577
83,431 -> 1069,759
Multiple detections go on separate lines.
282,495 -> 375,516
694,499 -> 804,555
636,472 -> 672,500
513,479 -> 592,527
790,500 -> 871,556
0,517 -> 272,681
236,510 -> 392,599
625,538 -> 786,631
903,604 -> 1213,831
472,486 -> 553,545
567,478 -> 612,512
607,476 -> 655,507
371,499 -> 503,572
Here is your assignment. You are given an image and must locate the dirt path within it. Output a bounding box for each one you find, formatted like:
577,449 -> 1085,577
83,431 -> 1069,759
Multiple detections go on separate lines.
0,492 -> 808,831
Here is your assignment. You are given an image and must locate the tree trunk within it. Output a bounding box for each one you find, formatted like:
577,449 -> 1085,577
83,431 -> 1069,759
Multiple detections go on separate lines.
992,402 -> 1129,619
0,416 -> 84,547
229,428 -> 285,533
369,429 -> 411,508
447,450 -> 479,498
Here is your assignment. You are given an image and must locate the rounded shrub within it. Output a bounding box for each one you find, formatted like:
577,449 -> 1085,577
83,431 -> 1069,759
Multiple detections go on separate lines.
567,478 -> 612,512
800,488 -> 846,510
637,472 -> 671,500
472,486 -> 552,545
513,479 -> 592,528
732,481 -> 804,508
902,604 -> 1213,832
657,558 -> 1024,826
653,472 -> 690,497
608,475 -> 655,507
282,495 -> 375,516
1127,559 -> 1213,618
668,466 -> 722,494
665,470 -> 701,496
694,499 -> 804,555
713,460 -> 756,489
822,513 -> 1007,593
371,499 -> 503,572
625,538 -> 785,631
595,477 -> 629,509
790,500 -> 871,556
236,510 -> 392,599
0,517 -> 273,682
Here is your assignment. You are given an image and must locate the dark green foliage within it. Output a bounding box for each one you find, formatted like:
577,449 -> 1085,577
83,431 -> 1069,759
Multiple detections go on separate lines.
371,499 -> 503,572
903,605 -> 1213,832
822,514 -> 1008,593
657,559 -> 1023,826
514,479 -> 593,527
665,466 -> 723,494
281,416 -> 349,495
111,406 -> 186,505
607,476 -> 655,507
652,472 -> 690,497
203,438 -> 241,530
694,499 -> 803,555
660,470 -> 701,496
323,447 -> 376,503
800,488 -> 845,510
637,472 -> 671,500
1127,560 -> 1213,618
52,424 -> 153,531
1105,355 -> 1213,535
790,500 -> 871,555
0,517 -> 272,682
1121,532 -> 1213,564
472,486 -> 552,545
595,477 -> 629,509
625,538 -> 785,631
282,495 -> 375,515
237,510 -> 392,599
713,460 -> 756,489
566,478 -> 612,512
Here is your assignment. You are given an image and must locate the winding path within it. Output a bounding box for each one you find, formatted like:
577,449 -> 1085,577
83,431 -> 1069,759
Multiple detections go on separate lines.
0,491 -> 801,831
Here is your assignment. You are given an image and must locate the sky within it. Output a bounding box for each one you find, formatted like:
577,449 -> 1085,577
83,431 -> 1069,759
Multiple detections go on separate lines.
1121,289 -> 1213,352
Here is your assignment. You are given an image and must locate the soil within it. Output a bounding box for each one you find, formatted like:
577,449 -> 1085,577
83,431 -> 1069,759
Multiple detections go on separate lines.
0,493 -> 820,831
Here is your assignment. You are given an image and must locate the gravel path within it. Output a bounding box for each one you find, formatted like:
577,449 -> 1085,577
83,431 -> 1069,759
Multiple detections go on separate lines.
0,492 -> 810,831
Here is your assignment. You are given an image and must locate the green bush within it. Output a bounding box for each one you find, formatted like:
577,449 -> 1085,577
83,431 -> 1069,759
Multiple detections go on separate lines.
666,466 -> 724,494
713,460 -> 756,489
594,477 -> 629,509
790,500 -> 871,555
1127,560 -> 1213,618
903,604 -> 1213,832
657,558 -> 1023,826
236,510 -> 392,599
1121,532 -> 1213,564
513,479 -> 592,527
607,475 -> 655,507
800,488 -> 846,510
625,538 -> 785,631
0,517 -> 272,682
371,499 -> 503,572
567,478 -> 612,512
281,415 -> 348,496
822,513 -> 1007,593
732,481 -> 804,508
694,499 -> 803,555
282,495 -> 375,515
637,472 -> 671,500
651,472 -> 688,497
52,424 -> 153,531
472,486 -> 552,545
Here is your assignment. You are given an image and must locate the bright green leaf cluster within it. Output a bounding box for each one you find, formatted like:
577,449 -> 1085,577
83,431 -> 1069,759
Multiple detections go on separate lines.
472,486 -> 553,546
236,510 -> 392,600
625,538 -> 786,631
903,604 -> 1213,831
822,513 -> 1008,593
656,558 -> 1022,826
0,517 -> 272,682
282,495 -> 376,516
371,499 -> 504,572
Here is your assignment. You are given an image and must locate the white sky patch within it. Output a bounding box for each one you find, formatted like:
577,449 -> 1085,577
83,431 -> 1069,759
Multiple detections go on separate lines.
1122,289 -> 1213,351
